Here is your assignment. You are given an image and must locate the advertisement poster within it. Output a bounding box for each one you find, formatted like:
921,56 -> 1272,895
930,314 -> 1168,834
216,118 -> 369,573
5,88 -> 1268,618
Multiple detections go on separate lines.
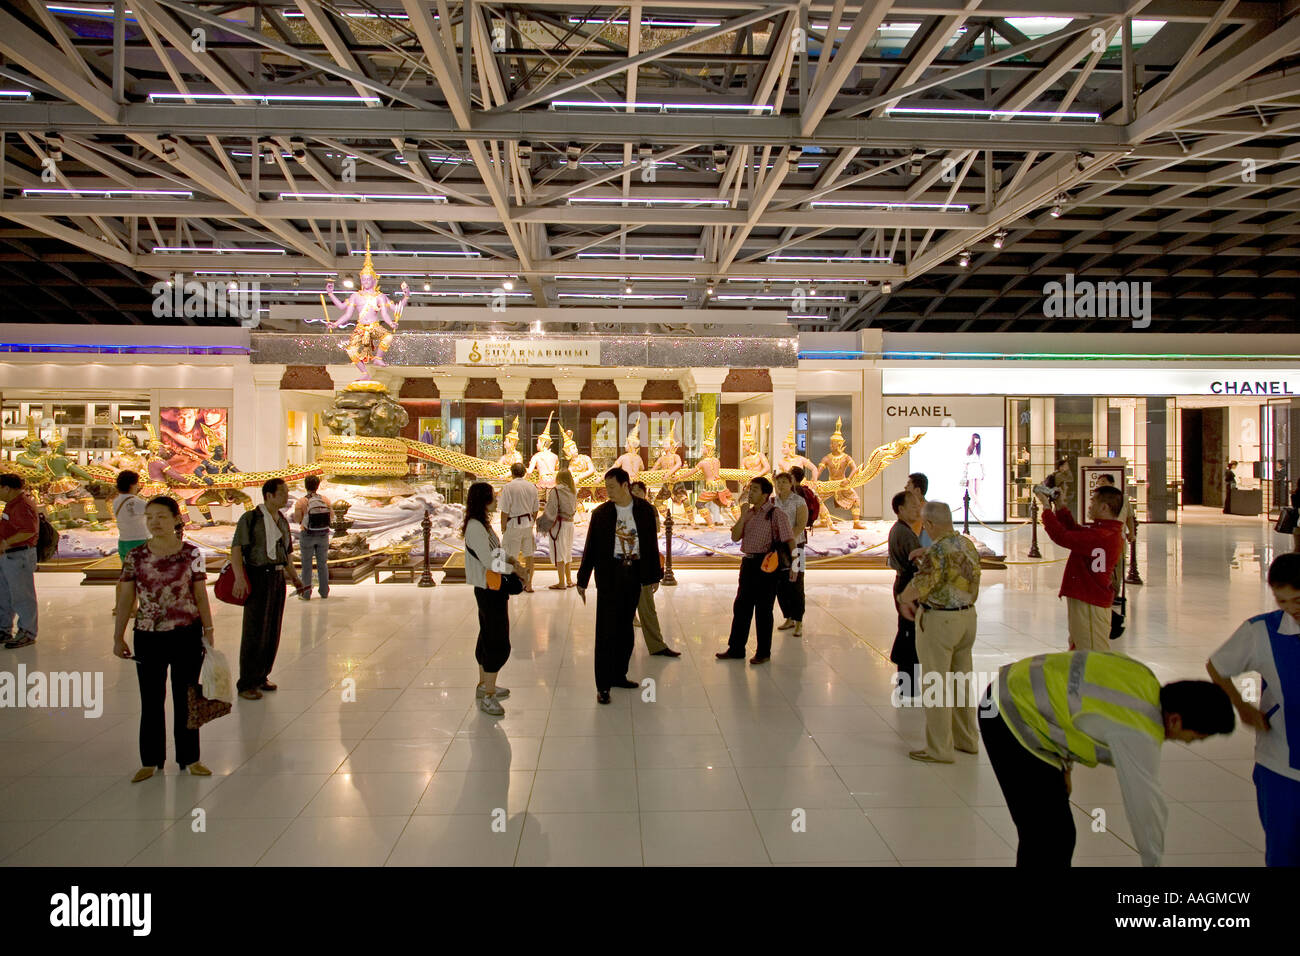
907,426 -> 1006,522
159,407 -> 228,476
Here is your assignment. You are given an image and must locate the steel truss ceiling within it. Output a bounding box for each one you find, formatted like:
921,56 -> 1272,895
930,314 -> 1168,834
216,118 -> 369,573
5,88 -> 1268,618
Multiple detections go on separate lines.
0,0 -> 1297,332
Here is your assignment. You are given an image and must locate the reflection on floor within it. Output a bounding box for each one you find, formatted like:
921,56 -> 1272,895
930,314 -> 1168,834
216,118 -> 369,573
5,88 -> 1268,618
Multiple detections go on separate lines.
0,512 -> 1284,866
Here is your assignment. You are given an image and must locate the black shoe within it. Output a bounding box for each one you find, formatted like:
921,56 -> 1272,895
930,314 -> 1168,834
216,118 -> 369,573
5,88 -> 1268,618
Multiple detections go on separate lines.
651,647 -> 682,657
596,691 -> 612,705
613,678 -> 639,689
715,649 -> 745,660
749,654 -> 771,665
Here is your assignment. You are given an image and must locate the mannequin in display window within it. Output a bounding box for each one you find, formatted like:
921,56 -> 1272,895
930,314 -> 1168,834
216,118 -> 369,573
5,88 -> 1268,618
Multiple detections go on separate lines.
740,421 -> 771,476
527,412 -> 560,508
778,425 -> 818,482
817,417 -> 867,531
613,425 -> 645,480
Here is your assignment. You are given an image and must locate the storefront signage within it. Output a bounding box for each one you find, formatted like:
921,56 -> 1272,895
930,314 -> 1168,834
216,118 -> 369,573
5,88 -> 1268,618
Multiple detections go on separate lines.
886,404 -> 952,417
454,339 -> 601,367
883,368 -> 1300,397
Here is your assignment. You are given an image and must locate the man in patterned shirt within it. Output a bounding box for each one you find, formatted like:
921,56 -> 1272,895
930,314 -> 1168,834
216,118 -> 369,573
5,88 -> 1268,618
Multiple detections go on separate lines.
897,501 -> 982,763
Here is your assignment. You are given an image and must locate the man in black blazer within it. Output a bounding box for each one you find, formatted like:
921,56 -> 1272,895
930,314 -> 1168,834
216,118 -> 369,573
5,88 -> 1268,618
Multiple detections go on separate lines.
577,466 -> 664,704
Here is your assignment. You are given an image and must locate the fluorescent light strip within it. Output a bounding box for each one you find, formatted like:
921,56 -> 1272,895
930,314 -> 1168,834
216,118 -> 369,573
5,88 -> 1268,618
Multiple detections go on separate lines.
153,246 -> 284,254
0,90 -> 33,100
281,9 -> 411,19
278,192 -> 445,201
559,293 -> 689,301
566,17 -> 722,27
147,93 -> 381,105
887,106 -> 1100,122
810,200 -> 969,211
576,253 -> 704,260
552,100 -> 773,113
21,187 -> 192,197
767,255 -> 892,262
569,197 -> 729,206
347,249 -> 481,257
715,294 -> 846,301
194,271 -> 334,277
555,275 -> 683,281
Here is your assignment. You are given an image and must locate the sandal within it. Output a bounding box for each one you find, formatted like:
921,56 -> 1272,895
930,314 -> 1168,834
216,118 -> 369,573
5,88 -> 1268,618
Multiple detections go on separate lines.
548,583 -> 566,590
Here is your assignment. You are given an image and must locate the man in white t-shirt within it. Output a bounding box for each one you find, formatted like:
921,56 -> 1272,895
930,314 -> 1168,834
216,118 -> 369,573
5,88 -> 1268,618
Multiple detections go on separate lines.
1207,552 -> 1300,866
498,462 -> 539,593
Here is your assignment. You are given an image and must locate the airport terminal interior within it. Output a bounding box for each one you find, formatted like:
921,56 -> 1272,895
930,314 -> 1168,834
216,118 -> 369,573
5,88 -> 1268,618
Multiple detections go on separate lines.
0,0 -> 1298,873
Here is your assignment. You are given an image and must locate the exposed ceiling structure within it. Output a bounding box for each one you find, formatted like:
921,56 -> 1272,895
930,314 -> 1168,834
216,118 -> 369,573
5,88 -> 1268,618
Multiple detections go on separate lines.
0,1 -> 1298,333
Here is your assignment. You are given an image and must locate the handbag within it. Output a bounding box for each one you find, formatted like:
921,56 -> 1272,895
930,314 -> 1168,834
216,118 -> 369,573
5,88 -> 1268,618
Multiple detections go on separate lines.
761,509 -> 793,574
1275,506 -> 1299,535
213,563 -> 247,606
466,543 -> 524,596
186,684 -> 232,729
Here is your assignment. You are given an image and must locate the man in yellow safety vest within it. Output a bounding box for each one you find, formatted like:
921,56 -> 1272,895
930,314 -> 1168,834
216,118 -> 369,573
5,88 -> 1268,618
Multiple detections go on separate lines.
978,651 -> 1235,866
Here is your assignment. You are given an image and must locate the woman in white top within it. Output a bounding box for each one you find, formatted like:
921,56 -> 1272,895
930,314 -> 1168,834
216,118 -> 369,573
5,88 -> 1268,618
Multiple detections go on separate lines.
463,481 -> 517,716
112,470 -> 149,619
544,469 -> 578,590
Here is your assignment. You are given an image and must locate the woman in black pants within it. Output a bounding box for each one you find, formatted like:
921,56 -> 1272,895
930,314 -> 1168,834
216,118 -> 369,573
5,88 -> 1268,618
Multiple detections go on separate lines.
112,496 -> 215,782
463,481 -> 517,717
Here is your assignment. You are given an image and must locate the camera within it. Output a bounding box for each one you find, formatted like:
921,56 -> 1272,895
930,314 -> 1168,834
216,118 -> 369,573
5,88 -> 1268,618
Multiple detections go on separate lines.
1032,483 -> 1061,501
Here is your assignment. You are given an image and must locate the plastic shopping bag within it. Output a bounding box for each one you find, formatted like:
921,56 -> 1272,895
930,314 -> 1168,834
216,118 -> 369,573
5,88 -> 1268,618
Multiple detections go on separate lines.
200,640 -> 235,703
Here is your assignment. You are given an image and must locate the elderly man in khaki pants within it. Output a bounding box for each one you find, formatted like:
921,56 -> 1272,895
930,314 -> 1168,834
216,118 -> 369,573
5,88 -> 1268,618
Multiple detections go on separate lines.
897,501 -> 982,763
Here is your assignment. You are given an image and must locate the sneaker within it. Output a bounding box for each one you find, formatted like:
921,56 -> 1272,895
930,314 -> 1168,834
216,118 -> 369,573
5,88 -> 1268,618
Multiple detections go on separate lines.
238,688 -> 263,700
476,684 -> 510,700
4,633 -> 35,649
777,619 -> 796,631
478,695 -> 505,716
299,593 -> 311,601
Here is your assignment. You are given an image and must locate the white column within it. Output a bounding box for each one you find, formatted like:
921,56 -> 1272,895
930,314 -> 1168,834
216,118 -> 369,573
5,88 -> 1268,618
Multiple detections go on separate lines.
769,367 -> 798,473
553,378 -> 585,403
861,366 -> 885,518
250,365 -> 286,473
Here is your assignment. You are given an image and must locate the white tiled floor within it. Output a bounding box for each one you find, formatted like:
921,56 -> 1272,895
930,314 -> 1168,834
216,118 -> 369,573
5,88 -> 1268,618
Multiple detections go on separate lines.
0,506 -> 1281,866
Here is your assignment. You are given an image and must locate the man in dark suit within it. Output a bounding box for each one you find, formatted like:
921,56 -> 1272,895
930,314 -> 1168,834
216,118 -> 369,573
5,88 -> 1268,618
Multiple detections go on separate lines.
577,467 -> 664,704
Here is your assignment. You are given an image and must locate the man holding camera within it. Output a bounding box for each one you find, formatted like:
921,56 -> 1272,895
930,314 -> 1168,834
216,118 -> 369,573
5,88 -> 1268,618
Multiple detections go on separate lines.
1035,482 -> 1125,652
716,477 -> 795,666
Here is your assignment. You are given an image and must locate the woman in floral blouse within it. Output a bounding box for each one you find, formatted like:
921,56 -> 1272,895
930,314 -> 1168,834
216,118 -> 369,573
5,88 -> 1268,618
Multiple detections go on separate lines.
113,495 -> 215,782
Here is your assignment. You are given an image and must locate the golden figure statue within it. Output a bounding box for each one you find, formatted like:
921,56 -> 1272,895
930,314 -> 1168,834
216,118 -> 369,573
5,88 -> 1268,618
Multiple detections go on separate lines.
817,417 -> 865,531
527,411 -> 560,506
41,422 -> 108,530
740,419 -> 771,476
777,425 -> 818,481
106,423 -> 148,474
323,236 -> 410,379
693,421 -> 733,528
191,423 -> 254,524
650,419 -> 685,513
613,422 -> 644,479
562,427 -> 597,514
498,416 -> 523,468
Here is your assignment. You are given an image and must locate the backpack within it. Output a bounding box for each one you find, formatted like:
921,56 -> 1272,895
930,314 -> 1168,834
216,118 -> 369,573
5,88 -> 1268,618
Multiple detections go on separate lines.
37,513 -> 59,562
304,494 -> 332,532
797,484 -> 821,525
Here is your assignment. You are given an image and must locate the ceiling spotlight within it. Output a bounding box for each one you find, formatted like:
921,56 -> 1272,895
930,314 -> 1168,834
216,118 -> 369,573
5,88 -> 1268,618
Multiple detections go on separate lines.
503,277 -> 515,290
880,281 -> 892,295
293,276 -> 300,288
910,148 -> 924,175
44,132 -> 63,162
517,140 -> 532,160
1075,150 -> 1094,172
157,134 -> 179,163
992,229 -> 1007,250
705,283 -> 714,296
290,137 -> 307,164
1050,197 -> 1063,218
762,279 -> 771,292
808,282 -> 818,296
624,280 -> 634,294
712,145 -> 727,173
638,143 -> 652,159
423,282 -> 431,291
566,143 -> 580,170
343,276 -> 354,289
257,136 -> 276,164
957,249 -> 971,268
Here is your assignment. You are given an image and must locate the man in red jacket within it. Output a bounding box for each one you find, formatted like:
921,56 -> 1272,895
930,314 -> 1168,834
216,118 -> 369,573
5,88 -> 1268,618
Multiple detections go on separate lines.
1035,483 -> 1125,652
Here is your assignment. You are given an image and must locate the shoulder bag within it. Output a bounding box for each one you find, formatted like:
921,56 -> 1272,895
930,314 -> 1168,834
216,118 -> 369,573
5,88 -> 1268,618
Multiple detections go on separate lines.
1275,506 -> 1299,535
761,508 -> 793,574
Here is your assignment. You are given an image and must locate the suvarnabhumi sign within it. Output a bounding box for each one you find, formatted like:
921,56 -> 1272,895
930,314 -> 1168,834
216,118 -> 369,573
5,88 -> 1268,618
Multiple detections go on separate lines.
455,339 -> 601,366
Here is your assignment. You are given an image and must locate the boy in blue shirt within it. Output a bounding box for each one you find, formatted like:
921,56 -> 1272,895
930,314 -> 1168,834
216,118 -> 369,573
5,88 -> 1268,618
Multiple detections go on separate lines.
1207,552 -> 1300,866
